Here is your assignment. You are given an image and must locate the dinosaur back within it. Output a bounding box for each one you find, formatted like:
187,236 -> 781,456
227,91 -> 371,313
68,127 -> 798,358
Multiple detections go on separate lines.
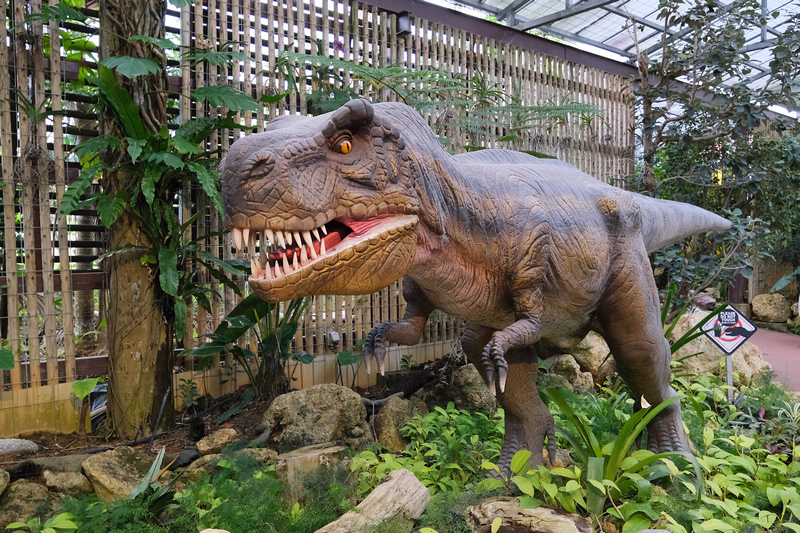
634,194 -> 732,253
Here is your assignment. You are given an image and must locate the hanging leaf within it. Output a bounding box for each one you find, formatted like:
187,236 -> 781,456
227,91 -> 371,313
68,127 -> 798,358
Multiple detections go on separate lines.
174,298 -> 187,340
0,348 -> 14,370
96,193 -> 127,227
172,136 -> 200,154
148,152 -> 185,169
259,90 -> 292,104
193,86 -> 260,112
142,164 -> 159,207
100,56 -> 162,78
126,137 -> 147,164
337,350 -> 361,367
187,162 -> 223,213
60,162 -> 102,216
91,67 -> 147,140
71,377 -> 104,401
158,248 -> 179,297
72,135 -> 122,160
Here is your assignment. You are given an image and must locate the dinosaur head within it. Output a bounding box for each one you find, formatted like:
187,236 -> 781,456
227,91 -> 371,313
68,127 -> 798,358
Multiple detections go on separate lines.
220,99 -> 437,302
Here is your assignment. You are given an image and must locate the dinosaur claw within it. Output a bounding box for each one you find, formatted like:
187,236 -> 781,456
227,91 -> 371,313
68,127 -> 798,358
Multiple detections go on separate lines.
364,352 -> 372,375
498,369 -> 507,394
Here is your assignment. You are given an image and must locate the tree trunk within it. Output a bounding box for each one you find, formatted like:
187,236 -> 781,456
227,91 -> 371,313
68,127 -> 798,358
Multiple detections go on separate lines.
99,0 -> 172,439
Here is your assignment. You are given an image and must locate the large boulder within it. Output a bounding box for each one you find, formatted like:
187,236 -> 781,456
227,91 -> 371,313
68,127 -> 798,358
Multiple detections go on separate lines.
752,293 -> 792,323
0,439 -> 38,456
81,446 -> 156,501
374,396 -> 428,452
566,331 -> 616,384
669,311 -> 771,384
468,496 -> 592,532
261,384 -> 373,453
542,354 -> 595,394
421,363 -> 497,416
0,480 -> 62,528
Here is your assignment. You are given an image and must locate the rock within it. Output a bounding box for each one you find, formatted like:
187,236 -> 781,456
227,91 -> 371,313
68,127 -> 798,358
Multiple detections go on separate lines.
43,470 -> 93,498
196,428 -> 240,455
789,315 -> 800,329
537,372 -> 574,393
542,354 -> 595,394
316,469 -> 430,533
276,443 -> 346,488
468,496 -> 592,532
169,448 -> 201,469
669,312 -> 772,385
543,448 -> 574,469
262,384 -> 374,453
81,446 -> 157,502
752,293 -> 792,323
0,439 -> 38,456
0,470 -> 8,498
421,364 -> 497,416
567,331 -> 616,384
0,480 -> 62,528
792,301 -> 798,317
374,396 -> 429,452
176,448 -> 278,491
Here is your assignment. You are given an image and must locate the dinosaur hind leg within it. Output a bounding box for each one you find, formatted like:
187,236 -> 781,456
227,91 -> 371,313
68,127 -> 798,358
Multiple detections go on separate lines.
461,322 -> 555,473
597,247 -> 691,454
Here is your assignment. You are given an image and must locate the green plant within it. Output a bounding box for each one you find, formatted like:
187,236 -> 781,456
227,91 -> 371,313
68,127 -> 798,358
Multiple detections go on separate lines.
351,404 -> 504,495
400,353 -> 417,370
5,514 -> 77,533
71,376 -> 104,435
183,292 -> 311,400
178,378 -> 200,412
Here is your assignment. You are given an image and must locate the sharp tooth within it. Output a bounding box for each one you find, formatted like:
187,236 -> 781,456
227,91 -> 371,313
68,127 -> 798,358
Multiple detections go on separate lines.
285,231 -> 293,246
263,260 -> 272,280
309,243 -> 318,259
276,232 -> 286,248
321,224 -> 328,235
302,231 -> 313,247
265,228 -> 275,245
320,239 -> 326,256
293,252 -> 299,270
243,228 -> 250,251
250,257 -> 260,277
283,254 -> 291,273
312,228 -> 320,241
232,228 -> 243,251
275,263 -> 283,277
293,231 -> 302,246
300,246 -> 309,265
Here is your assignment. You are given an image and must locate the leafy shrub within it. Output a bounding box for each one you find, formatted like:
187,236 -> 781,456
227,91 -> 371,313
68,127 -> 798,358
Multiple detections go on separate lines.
351,403 -> 504,495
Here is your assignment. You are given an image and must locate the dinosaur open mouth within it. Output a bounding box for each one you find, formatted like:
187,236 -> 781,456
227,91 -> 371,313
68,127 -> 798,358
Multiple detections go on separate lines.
230,215 -> 419,282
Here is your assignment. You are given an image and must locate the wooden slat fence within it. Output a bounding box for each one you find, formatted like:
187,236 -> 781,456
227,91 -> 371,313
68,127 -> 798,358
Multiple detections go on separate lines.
1,0 -> 636,437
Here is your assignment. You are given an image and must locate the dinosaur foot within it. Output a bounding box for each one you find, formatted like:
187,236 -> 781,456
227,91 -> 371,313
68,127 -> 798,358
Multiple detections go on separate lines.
491,417 -> 556,479
646,402 -> 692,454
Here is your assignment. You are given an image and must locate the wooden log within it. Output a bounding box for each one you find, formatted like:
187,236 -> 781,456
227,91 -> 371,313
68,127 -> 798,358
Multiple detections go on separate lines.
315,469 -> 430,533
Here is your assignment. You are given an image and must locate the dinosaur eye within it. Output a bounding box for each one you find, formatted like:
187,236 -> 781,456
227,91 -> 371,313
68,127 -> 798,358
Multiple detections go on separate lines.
331,132 -> 353,154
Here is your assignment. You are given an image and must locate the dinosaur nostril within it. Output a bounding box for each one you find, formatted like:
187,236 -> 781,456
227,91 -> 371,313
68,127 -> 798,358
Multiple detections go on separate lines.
249,153 -> 275,179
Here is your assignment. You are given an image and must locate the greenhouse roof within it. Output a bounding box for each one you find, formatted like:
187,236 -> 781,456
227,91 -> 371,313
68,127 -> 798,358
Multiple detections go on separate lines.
432,0 -> 799,93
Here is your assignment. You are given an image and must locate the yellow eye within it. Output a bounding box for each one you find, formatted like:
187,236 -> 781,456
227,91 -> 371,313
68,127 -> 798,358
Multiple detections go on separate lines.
338,139 -> 352,154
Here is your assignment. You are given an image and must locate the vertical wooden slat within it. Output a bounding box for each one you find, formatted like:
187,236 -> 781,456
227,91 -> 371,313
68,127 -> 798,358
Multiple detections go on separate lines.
0,0 -> 21,391
49,0 -> 76,385
14,0 -> 42,390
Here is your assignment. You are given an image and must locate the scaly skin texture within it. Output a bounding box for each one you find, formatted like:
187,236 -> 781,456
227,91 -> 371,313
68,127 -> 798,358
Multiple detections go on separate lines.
219,99 -> 732,467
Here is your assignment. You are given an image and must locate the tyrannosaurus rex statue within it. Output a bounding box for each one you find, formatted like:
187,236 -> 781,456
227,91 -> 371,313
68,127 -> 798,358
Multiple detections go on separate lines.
219,99 -> 730,468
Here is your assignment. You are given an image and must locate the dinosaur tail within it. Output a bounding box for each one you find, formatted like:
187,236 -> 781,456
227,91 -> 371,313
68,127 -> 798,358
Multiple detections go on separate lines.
634,194 -> 732,253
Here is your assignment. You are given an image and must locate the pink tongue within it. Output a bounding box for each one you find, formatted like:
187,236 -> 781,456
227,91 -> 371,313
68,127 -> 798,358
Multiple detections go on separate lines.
346,218 -> 385,236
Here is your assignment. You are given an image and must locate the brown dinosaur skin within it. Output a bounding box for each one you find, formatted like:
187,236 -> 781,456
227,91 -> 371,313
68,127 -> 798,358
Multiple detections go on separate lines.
219,99 -> 732,469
